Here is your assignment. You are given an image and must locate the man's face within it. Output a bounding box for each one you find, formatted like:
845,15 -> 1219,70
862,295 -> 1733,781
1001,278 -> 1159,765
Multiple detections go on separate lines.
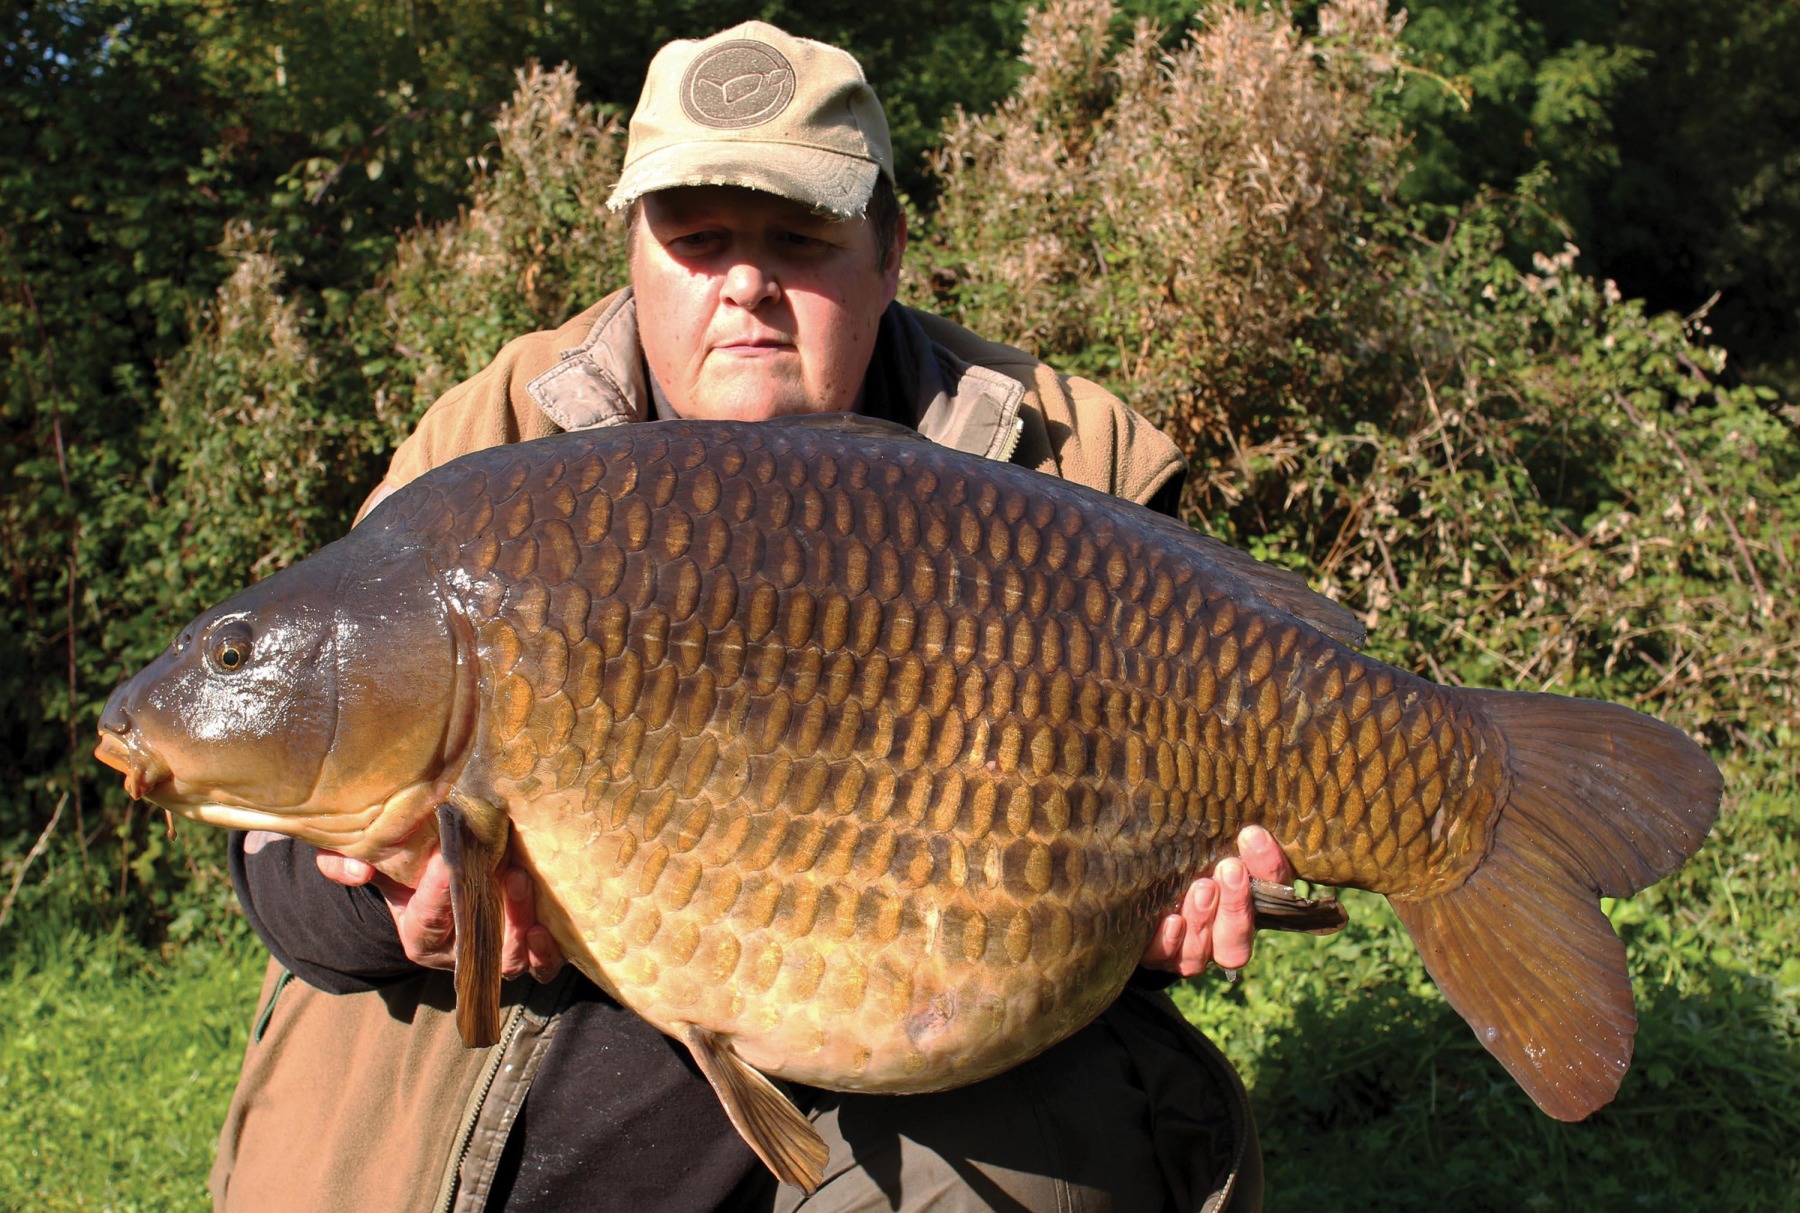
630,185 -> 903,421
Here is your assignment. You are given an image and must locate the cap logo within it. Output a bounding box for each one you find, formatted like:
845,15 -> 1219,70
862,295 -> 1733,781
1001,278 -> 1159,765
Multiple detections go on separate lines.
680,40 -> 797,130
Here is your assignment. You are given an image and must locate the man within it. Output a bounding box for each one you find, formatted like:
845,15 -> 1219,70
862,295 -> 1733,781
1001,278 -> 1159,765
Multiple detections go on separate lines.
212,22 -> 1294,1212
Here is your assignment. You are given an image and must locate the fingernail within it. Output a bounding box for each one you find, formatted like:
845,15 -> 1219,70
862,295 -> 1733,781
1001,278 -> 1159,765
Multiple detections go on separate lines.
1220,860 -> 1246,891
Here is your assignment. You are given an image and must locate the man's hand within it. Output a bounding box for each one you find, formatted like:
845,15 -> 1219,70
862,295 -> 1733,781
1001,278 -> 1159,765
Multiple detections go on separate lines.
316,849 -> 565,982
1140,825 -> 1294,977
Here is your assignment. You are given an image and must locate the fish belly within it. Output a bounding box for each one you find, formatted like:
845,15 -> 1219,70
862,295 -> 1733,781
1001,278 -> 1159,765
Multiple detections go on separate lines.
508,791 -> 1156,1091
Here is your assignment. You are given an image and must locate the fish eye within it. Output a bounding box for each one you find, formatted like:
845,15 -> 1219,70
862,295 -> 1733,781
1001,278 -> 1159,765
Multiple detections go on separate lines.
207,620 -> 255,674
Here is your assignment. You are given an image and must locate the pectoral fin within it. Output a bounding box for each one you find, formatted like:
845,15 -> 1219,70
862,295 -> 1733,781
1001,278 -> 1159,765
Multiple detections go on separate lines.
679,1024 -> 829,1194
1250,877 -> 1348,935
436,799 -> 507,1048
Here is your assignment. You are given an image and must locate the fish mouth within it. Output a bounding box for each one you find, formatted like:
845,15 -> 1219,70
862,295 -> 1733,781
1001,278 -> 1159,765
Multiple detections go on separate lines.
93,731 -> 173,802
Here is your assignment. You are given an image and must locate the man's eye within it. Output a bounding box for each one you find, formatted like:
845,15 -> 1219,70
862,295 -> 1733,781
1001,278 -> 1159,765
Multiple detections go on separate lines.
669,232 -> 722,254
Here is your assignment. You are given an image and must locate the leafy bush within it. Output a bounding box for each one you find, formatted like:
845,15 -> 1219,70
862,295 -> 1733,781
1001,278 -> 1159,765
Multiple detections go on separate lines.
928,0 -> 1409,485
1302,214 -> 1799,750
370,63 -> 631,439
1390,0 -> 1800,401
0,63 -> 629,951
924,0 -> 1798,752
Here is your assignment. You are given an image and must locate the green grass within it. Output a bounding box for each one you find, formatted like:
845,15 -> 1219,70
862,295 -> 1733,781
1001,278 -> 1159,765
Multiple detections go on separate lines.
0,926 -> 265,1211
3,758 -> 1794,1210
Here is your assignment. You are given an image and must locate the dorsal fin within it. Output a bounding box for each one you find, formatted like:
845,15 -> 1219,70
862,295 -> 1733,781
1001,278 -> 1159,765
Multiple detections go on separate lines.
1189,530 -> 1366,648
1134,511 -> 1366,648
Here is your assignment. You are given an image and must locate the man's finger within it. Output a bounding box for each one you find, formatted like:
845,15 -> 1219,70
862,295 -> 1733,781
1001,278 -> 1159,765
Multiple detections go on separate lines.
524,925 -> 565,984
500,868 -> 534,979
1236,824 -> 1295,884
393,855 -> 457,964
1210,858 -> 1254,971
1175,878 -> 1219,977
1141,907 -> 1187,971
1157,911 -> 1186,961
315,850 -> 377,887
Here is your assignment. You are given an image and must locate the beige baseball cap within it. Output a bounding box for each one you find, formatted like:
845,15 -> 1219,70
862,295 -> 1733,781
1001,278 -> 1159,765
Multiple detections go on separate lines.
606,21 -> 894,218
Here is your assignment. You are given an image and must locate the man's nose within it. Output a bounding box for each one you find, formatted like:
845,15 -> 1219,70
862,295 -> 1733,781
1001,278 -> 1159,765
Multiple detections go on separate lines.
720,258 -> 779,308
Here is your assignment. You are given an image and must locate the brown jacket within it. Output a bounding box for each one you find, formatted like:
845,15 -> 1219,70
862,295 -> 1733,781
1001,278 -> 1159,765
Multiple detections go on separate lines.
213,968 -> 1259,1212
209,296 -> 1252,1213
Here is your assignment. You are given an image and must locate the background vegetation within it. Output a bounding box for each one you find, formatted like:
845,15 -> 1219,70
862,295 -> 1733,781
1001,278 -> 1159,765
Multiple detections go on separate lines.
2,0 -> 1794,1207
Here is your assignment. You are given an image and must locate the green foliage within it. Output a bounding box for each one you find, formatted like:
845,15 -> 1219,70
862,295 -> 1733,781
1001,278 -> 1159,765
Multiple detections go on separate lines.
3,0 -> 240,905
135,228 -> 351,603
1390,0 -> 1646,233
926,0 -> 1798,754
1592,0 -> 1800,400
1,58 -> 628,951
1389,0 -> 1800,397
1290,202 -> 1800,750
927,0 -> 1410,489
0,0 -> 525,943
371,64 -> 632,436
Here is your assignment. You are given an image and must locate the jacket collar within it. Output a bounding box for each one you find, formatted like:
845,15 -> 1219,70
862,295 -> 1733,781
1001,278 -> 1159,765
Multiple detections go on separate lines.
524,290 -> 649,430
524,289 -> 1025,463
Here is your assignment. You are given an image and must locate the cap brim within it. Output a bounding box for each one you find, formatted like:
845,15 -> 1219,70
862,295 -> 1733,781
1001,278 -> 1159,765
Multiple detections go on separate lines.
606,140 -> 881,217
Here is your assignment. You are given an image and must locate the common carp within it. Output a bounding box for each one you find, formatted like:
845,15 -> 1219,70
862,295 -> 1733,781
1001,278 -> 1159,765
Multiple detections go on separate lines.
96,417 -> 1719,1190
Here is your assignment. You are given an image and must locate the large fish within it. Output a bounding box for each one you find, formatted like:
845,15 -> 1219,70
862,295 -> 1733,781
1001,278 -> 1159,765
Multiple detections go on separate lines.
96,417 -> 1719,1190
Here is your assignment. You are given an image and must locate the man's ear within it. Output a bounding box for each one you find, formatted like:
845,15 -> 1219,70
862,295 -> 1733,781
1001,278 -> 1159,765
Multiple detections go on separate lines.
883,208 -> 907,302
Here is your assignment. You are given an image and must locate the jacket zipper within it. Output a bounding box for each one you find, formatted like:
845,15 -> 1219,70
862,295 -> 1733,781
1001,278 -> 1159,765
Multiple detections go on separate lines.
994,413 -> 1025,464
434,1002 -> 528,1213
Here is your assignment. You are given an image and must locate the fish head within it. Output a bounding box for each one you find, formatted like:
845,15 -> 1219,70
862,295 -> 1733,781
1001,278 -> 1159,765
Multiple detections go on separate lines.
95,538 -> 472,860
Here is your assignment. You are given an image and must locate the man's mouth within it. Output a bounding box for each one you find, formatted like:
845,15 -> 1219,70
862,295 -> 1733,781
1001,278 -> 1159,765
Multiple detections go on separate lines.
713,333 -> 794,354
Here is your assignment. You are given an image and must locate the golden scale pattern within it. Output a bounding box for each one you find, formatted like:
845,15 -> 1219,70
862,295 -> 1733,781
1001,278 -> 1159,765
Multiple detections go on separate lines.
397,425 -> 1503,1089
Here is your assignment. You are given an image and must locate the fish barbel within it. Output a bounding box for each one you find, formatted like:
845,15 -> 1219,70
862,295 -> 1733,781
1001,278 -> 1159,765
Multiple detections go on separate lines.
95,417 -> 1720,1190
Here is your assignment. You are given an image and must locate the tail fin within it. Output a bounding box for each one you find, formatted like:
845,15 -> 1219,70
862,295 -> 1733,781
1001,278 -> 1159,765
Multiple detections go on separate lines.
1390,691 -> 1721,1120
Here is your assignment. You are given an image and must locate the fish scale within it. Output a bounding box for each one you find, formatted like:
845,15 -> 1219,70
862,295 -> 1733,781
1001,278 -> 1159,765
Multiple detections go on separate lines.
383,424 -> 1496,1094
97,416 -> 1720,1192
